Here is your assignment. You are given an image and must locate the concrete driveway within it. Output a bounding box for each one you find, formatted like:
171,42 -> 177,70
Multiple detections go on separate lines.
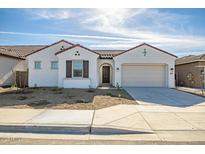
124,87 -> 205,107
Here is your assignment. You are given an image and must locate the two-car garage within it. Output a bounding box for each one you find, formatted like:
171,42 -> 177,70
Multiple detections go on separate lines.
121,64 -> 166,87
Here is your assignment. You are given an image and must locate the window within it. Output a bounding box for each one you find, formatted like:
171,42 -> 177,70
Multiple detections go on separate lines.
51,61 -> 58,70
73,60 -> 83,77
34,61 -> 41,69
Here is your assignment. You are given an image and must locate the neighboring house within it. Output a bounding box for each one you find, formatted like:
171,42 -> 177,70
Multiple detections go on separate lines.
0,45 -> 45,86
26,40 -> 176,88
175,54 -> 205,88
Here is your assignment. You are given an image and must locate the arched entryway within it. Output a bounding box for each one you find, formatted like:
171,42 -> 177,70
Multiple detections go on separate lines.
99,63 -> 113,86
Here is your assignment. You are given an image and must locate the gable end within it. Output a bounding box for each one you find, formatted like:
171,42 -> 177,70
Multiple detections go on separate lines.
114,43 -> 177,58
25,40 -> 74,57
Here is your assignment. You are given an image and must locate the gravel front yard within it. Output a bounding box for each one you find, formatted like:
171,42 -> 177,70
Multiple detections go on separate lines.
0,87 -> 137,110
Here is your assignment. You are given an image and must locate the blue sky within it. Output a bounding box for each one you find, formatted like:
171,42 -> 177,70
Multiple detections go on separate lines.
0,8 -> 205,57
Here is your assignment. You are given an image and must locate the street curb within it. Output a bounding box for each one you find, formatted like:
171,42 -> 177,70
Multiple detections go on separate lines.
0,124 -> 90,134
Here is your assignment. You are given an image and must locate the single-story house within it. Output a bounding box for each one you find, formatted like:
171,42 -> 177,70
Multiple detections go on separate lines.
0,45 -> 45,86
175,54 -> 205,88
26,40 -> 176,88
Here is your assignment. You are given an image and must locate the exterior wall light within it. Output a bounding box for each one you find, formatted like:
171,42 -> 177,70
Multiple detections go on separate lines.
116,68 -> 119,71
170,68 -> 174,74
201,69 -> 204,75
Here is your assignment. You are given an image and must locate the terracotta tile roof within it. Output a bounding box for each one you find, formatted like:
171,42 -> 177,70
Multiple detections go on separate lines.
0,40 -> 178,60
0,45 -> 45,59
175,54 -> 205,65
94,50 -> 124,59
25,40 -> 74,57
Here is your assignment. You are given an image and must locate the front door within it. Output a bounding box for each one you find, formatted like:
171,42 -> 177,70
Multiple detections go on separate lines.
102,66 -> 110,83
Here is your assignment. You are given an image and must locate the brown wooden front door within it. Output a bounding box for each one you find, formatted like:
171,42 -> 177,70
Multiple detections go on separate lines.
102,66 -> 110,83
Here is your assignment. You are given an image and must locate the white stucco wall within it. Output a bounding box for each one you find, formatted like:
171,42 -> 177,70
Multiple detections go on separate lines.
0,56 -> 27,86
113,44 -> 176,88
27,41 -> 72,87
57,46 -> 99,88
27,41 -> 176,89
97,59 -> 114,86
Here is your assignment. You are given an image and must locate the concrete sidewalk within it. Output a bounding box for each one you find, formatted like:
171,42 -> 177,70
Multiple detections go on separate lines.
91,104 -> 205,142
0,109 -> 94,134
0,104 -> 205,143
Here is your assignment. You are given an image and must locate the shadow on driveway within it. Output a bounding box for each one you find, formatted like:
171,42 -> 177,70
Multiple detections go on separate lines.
125,87 -> 205,107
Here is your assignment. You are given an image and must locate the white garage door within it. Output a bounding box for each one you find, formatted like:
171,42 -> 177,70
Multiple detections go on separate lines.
122,64 -> 166,87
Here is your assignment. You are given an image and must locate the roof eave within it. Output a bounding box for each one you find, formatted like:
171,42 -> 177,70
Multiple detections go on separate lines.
55,44 -> 100,56
0,53 -> 25,60
175,60 -> 205,66
113,43 -> 177,58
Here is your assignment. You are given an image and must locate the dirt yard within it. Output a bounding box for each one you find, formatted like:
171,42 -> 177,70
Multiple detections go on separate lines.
176,87 -> 205,97
0,87 -> 137,110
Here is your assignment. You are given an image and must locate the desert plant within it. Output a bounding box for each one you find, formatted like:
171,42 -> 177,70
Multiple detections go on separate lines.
51,88 -> 59,91
116,82 -> 120,90
106,92 -> 114,97
11,83 -> 17,88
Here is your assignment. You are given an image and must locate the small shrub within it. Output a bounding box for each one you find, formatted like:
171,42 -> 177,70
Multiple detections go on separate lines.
11,83 -> 17,88
51,88 -> 59,91
87,89 -> 95,93
54,91 -> 63,94
106,92 -> 114,97
75,99 -> 88,103
28,100 -> 51,107
116,82 -> 120,90
51,88 -> 63,94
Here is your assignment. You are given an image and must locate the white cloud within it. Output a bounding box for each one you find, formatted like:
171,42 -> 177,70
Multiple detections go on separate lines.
77,8 -> 205,53
82,8 -> 146,27
28,9 -> 72,20
0,31 -> 140,41
1,30 -> 205,56
80,8 -> 189,34
2,9 -> 205,56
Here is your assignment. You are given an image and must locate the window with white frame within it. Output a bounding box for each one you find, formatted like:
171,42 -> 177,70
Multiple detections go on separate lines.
51,61 -> 58,70
34,61 -> 41,69
73,60 -> 83,77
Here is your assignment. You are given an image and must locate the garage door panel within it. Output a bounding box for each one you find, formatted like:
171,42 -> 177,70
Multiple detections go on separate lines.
122,65 -> 166,87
